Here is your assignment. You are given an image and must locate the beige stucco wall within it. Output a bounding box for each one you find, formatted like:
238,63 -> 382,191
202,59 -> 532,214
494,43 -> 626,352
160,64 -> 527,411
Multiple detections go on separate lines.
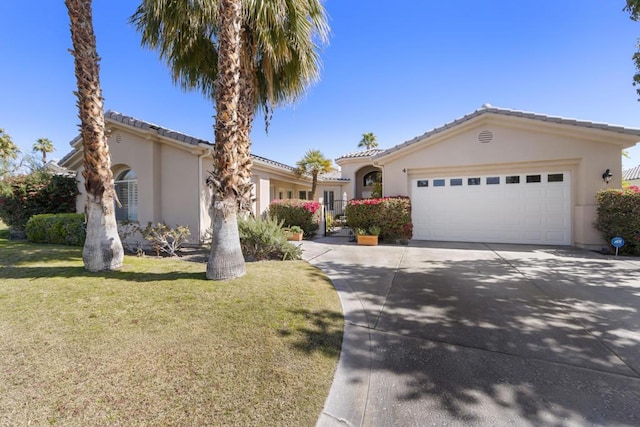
379,119 -> 630,248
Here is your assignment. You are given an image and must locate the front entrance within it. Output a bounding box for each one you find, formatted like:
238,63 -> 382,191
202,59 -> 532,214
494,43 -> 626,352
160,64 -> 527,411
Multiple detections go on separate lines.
324,199 -> 351,237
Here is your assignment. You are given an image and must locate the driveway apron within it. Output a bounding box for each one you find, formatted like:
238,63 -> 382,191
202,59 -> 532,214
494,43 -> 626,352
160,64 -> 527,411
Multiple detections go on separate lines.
303,239 -> 640,427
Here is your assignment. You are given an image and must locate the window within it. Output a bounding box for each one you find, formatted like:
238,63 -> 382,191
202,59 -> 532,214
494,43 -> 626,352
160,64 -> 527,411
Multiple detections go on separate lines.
468,177 -> 481,186
417,180 -> 428,187
114,169 -> 138,221
506,176 -> 520,184
287,190 -> 293,199
548,173 -> 564,182
486,177 -> 500,185
278,191 -> 284,199
434,179 -> 445,187
450,178 -> 463,186
323,190 -> 335,210
526,174 -> 541,183
299,191 -> 308,200
363,171 -> 382,187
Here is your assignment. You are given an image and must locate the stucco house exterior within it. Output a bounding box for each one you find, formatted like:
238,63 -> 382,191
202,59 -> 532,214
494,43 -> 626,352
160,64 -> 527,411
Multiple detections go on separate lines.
59,111 -> 348,243
623,164 -> 640,186
61,105 -> 639,249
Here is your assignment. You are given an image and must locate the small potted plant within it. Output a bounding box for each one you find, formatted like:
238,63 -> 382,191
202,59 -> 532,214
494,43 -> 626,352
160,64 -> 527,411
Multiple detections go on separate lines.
356,225 -> 380,246
286,225 -> 304,241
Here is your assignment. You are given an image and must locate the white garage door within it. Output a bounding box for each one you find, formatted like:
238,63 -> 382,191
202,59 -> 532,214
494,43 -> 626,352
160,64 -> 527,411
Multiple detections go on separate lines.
411,172 -> 571,245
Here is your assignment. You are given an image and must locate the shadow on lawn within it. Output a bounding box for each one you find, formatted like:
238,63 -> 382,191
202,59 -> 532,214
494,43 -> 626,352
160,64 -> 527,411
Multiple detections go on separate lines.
0,265 -> 205,282
281,309 -> 344,358
312,244 -> 640,425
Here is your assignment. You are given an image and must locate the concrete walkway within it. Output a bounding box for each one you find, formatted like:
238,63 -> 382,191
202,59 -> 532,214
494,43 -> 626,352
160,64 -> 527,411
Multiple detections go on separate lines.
302,238 -> 640,427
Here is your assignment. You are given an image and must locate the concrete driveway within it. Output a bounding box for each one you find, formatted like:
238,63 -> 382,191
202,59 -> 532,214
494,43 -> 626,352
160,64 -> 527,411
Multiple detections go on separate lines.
302,239 -> 640,426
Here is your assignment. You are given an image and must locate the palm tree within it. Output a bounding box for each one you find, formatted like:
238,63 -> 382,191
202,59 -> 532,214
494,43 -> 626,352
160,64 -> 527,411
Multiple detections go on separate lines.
132,0 -> 328,213
358,132 -> 378,150
132,0 -> 328,280
0,129 -> 20,178
295,149 -> 332,201
0,129 -> 19,161
205,0 -> 245,280
33,138 -> 54,165
65,0 -> 124,272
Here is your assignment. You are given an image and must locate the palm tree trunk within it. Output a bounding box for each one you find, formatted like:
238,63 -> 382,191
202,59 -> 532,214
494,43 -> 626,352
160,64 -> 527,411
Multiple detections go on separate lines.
310,173 -> 318,201
236,32 -> 257,215
206,0 -> 245,280
66,0 -> 123,272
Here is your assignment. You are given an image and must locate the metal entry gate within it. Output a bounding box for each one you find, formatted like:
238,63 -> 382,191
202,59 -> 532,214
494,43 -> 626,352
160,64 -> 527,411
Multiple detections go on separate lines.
323,199 -> 352,237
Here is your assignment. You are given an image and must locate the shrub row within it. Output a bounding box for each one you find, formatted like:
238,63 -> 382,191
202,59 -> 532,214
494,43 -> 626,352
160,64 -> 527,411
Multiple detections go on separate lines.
594,187 -> 640,255
345,196 -> 413,241
0,171 -> 78,231
25,213 -> 86,246
268,199 -> 320,237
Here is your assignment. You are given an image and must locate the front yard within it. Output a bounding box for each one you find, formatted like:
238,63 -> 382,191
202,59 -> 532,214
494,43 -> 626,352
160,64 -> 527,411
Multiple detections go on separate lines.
0,226 -> 343,426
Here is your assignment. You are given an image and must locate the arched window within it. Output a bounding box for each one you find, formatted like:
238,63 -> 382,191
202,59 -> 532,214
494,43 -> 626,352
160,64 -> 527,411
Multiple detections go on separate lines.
114,169 -> 138,221
363,171 -> 382,187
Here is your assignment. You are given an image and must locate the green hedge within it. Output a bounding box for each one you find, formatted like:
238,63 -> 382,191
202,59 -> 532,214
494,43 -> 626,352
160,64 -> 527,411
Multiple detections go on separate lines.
0,171 -> 78,231
594,187 -> 640,255
268,199 -> 320,238
346,196 -> 412,241
26,213 -> 86,246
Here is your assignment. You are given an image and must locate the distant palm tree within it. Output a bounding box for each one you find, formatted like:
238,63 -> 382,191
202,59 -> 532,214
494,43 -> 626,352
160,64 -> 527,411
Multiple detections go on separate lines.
358,132 -> 378,150
295,149 -> 332,201
33,138 -> 54,165
65,0 -> 124,272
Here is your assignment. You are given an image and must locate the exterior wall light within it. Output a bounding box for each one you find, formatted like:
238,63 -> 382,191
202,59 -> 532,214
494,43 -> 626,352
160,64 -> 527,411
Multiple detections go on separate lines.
602,169 -> 613,183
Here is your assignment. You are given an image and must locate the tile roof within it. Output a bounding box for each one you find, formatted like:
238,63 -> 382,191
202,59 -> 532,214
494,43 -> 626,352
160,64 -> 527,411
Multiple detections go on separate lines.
336,148 -> 384,160
374,104 -> 640,160
61,111 -> 350,182
623,164 -> 640,181
106,110 -> 211,146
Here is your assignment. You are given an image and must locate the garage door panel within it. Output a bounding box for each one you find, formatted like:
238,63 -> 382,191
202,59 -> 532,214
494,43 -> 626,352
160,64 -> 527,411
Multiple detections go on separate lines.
411,172 -> 571,245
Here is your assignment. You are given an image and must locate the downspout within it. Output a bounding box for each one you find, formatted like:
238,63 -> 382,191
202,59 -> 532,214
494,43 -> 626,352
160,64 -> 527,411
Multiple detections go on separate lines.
198,146 -> 214,244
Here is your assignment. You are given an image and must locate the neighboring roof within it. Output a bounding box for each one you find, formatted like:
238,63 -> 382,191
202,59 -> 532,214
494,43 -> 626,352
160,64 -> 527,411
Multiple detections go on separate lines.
374,104 -> 640,160
623,165 -> 640,181
336,148 -> 384,160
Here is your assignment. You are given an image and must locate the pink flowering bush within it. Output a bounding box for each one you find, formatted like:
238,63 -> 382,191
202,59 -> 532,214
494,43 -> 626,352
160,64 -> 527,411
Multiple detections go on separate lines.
594,188 -> 640,255
268,199 -> 321,237
346,196 -> 412,242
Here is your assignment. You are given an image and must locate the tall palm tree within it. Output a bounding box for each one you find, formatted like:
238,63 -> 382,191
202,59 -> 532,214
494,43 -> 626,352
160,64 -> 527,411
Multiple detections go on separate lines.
132,0 -> 328,212
65,0 -> 124,272
132,0 -> 328,280
295,149 -> 332,201
358,132 -> 378,150
33,137 -> 54,165
206,0 -> 245,280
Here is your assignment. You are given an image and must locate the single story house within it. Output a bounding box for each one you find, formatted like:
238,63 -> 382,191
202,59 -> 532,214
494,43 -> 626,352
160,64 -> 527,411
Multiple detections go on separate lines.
59,110 -> 348,243
61,105 -> 640,249
623,164 -> 640,186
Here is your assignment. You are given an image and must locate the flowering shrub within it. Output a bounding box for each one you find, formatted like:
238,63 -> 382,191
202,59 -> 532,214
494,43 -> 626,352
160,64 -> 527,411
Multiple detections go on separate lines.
346,196 -> 412,241
268,199 -> 320,237
0,171 -> 78,232
594,188 -> 640,255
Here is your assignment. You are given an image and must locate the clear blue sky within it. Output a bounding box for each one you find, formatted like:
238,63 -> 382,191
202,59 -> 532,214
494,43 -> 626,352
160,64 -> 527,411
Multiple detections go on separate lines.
1,1 -> 640,171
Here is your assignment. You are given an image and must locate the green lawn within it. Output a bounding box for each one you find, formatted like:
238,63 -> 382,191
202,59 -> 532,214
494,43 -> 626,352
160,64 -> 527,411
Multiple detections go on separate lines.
0,230 -> 343,426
